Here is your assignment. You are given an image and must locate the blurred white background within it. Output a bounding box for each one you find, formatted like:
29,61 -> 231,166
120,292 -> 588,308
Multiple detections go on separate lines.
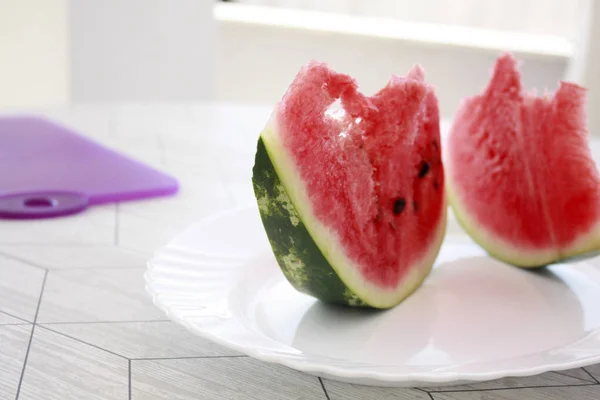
0,0 -> 598,127
236,0 -> 585,38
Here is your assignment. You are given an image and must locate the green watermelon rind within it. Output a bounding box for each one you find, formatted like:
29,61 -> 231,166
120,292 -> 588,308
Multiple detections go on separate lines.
445,151 -> 600,267
253,136 -> 366,306
252,114 -> 447,309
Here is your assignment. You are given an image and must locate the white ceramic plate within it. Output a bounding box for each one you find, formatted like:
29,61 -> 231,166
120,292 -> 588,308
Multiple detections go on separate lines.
145,204 -> 600,387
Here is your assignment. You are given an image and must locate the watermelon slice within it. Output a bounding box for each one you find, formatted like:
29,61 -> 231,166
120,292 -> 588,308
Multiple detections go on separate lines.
252,61 -> 447,308
446,53 -> 600,267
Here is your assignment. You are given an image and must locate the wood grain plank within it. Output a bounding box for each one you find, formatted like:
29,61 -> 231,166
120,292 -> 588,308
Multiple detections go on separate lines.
0,245 -> 148,269
585,364 -> 600,383
131,357 -> 327,400
0,325 -> 32,400
37,268 -> 166,323
431,384 -> 600,400
422,370 -> 594,392
0,311 -> 28,325
116,212 -> 187,255
18,327 -> 128,400
323,379 -> 431,400
0,256 -> 45,321
553,367 -> 598,383
0,204 -> 115,245
41,321 -> 241,359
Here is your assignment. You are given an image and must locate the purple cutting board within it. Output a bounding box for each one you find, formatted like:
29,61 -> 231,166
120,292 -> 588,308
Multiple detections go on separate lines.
0,115 -> 179,219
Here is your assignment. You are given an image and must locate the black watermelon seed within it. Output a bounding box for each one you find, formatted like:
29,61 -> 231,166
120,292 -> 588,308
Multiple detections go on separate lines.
433,180 -> 440,190
393,198 -> 406,215
418,161 -> 430,178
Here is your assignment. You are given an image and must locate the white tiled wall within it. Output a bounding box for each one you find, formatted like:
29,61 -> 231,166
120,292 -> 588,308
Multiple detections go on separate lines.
0,0 -> 578,119
0,0 -> 69,107
237,0 -> 585,39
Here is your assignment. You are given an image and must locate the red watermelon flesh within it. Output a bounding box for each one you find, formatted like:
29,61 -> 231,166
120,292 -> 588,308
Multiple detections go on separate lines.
273,61 -> 446,288
446,53 -> 600,266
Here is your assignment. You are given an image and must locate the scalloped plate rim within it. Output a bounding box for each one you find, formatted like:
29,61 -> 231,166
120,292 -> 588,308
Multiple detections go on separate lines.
145,204 -> 600,387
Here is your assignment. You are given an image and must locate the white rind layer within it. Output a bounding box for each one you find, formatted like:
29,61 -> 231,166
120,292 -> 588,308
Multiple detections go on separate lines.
261,111 -> 447,308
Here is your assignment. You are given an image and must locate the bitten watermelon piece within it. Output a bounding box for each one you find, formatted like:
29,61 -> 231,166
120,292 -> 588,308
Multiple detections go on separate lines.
446,53 -> 600,267
252,61 -> 447,308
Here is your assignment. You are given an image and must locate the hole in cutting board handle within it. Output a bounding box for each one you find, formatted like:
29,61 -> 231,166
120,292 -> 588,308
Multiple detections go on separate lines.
0,191 -> 88,219
23,197 -> 56,208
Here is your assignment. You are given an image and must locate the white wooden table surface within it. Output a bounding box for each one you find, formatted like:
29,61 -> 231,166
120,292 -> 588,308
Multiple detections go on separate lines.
1,103 -> 600,400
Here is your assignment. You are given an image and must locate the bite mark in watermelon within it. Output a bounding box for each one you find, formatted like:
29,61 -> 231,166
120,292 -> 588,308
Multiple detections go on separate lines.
252,61 -> 447,308
446,53 -> 600,267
